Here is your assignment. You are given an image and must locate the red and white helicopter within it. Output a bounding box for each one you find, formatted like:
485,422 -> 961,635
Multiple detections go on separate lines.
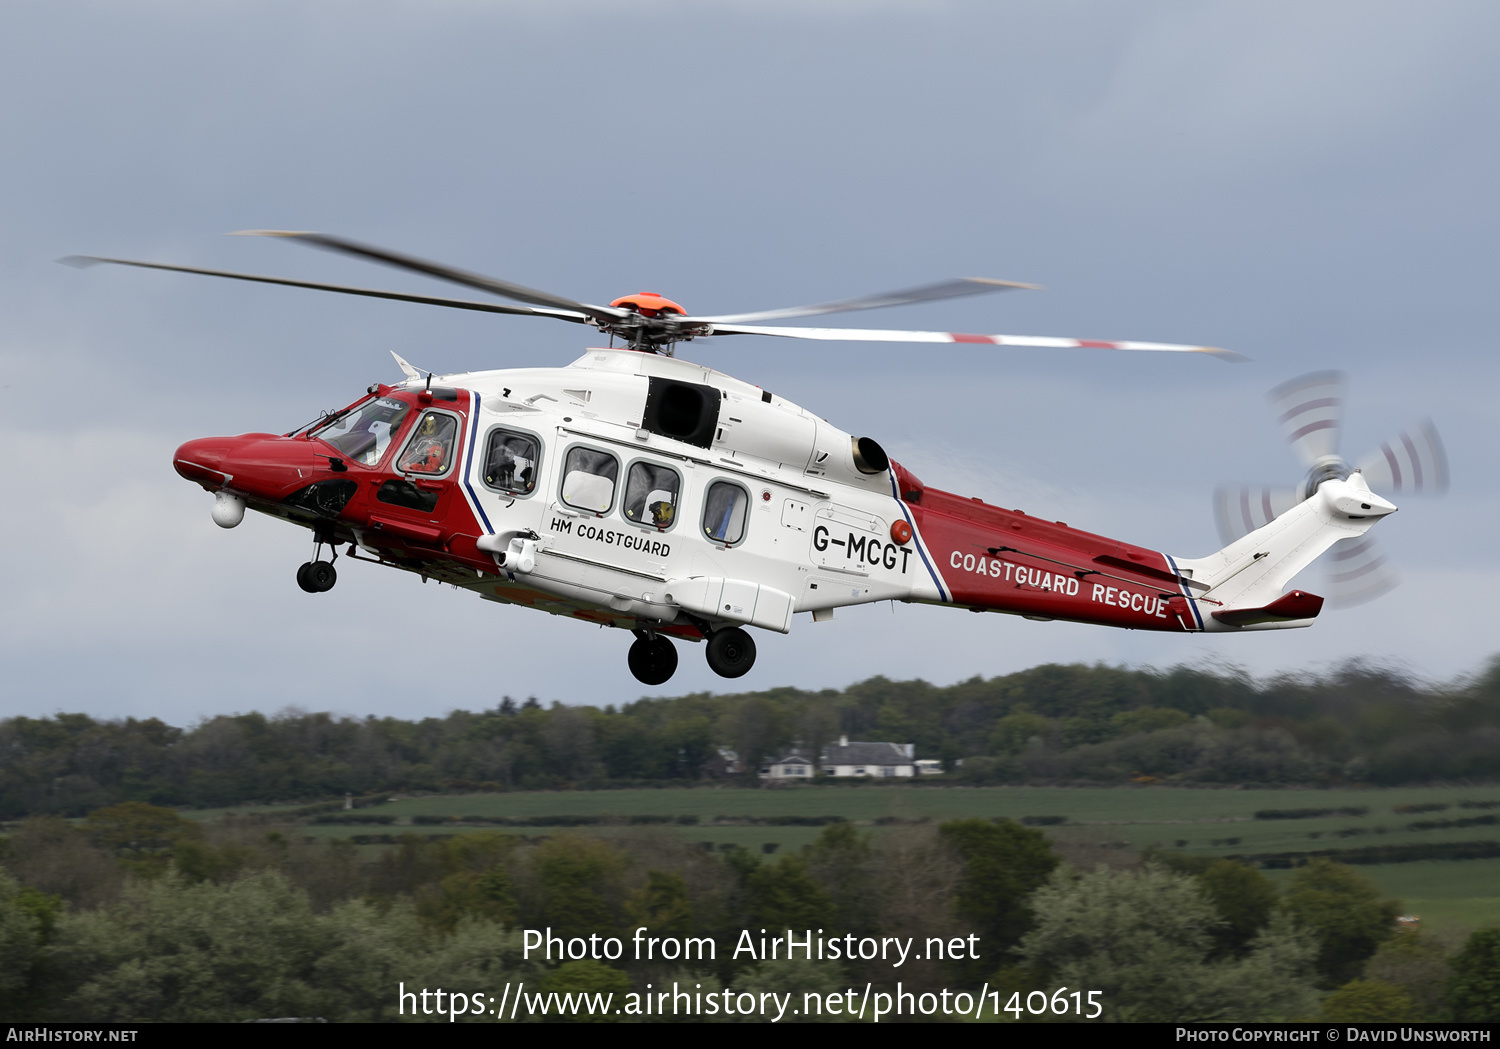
67,233 -> 1421,684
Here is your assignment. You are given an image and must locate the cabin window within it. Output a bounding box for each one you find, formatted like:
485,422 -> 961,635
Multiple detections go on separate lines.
561,446 -> 618,514
397,411 -> 458,475
702,481 -> 749,545
314,396 -> 411,466
483,429 -> 540,495
622,461 -> 681,530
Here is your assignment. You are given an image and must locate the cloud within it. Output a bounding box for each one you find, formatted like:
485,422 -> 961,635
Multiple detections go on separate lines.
1,1 -> 1495,719
1029,1 -> 1500,197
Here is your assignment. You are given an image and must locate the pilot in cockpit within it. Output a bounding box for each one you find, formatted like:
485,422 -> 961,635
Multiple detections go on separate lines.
400,414 -> 454,474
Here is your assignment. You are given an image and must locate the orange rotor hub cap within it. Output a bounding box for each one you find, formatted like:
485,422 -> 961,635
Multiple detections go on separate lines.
610,292 -> 685,318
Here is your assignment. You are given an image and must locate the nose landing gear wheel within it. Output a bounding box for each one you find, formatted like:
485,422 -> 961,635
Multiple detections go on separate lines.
705,626 -> 756,678
296,561 -> 338,593
628,635 -> 678,685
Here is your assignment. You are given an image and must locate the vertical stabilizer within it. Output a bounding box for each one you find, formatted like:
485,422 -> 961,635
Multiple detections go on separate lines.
1173,475 -> 1396,631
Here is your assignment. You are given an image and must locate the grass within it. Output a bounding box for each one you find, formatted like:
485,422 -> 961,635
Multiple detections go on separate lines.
192,781 -> 1500,821
189,783 -> 1500,936
1259,856 -> 1500,936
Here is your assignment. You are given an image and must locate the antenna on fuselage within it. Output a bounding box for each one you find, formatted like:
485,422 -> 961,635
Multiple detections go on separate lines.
389,350 -> 421,381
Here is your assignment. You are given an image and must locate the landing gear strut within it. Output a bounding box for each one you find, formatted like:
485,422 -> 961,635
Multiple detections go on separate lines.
705,626 -> 756,678
297,531 -> 339,593
628,630 -> 678,685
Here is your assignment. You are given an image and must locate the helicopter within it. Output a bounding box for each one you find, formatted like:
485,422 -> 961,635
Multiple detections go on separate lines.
65,232 -> 1407,684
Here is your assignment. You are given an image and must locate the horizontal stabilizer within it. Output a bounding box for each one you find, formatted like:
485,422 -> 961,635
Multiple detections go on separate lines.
1211,589 -> 1324,627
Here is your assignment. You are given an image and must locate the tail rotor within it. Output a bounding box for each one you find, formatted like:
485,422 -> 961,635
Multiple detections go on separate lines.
1213,372 -> 1448,606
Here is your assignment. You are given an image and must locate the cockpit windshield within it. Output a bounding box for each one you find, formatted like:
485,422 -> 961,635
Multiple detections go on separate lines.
311,396 -> 412,466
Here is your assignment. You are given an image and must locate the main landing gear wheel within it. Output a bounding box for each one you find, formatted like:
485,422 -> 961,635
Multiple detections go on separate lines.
296,561 -> 337,593
705,627 -> 756,678
628,635 -> 678,685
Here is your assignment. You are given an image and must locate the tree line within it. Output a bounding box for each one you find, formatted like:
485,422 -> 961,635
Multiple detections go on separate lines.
6,657 -> 1500,816
2,801 -> 1498,1021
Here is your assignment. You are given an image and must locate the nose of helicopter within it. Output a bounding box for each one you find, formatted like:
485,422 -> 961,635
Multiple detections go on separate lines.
173,436 -> 239,486
174,431 -> 354,501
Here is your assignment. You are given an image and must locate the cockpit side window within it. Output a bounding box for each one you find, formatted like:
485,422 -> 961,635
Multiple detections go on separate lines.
483,429 -> 541,495
622,461 -> 681,530
561,446 -> 618,514
397,412 -> 458,475
314,397 -> 412,466
703,481 -> 749,545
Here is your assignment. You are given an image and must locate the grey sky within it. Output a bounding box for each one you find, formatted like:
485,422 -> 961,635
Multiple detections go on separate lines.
2,1 -> 1495,723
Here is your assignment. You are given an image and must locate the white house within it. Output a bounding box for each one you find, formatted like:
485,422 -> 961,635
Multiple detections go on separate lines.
820,736 -> 917,778
761,748 -> 816,779
759,737 -> 934,779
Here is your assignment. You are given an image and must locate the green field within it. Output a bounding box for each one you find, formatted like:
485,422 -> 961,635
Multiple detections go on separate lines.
190,784 -> 1500,934
214,782 -> 1500,821
1257,857 -> 1500,936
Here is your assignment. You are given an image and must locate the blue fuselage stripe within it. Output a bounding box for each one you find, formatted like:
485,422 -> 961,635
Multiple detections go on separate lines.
889,472 -> 949,603
1165,554 -> 1204,630
463,392 -> 495,534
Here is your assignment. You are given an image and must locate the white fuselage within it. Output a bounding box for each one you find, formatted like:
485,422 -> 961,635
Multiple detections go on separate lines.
430,348 -> 941,633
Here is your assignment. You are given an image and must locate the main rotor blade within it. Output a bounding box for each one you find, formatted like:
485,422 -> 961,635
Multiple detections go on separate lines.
1354,420 -> 1449,496
233,230 -> 623,324
685,277 -> 1038,325
702,322 -> 1245,360
1269,371 -> 1344,469
59,255 -> 594,323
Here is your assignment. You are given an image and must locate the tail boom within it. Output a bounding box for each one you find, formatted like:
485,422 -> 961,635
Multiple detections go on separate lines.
899,471 -> 1198,633
896,466 -> 1395,635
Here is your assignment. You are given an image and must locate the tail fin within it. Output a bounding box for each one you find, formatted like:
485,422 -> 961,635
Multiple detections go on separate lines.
1173,474 -> 1396,631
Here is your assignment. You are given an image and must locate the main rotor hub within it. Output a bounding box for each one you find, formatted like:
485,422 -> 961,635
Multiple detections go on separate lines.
609,292 -> 686,318
602,293 -> 708,354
